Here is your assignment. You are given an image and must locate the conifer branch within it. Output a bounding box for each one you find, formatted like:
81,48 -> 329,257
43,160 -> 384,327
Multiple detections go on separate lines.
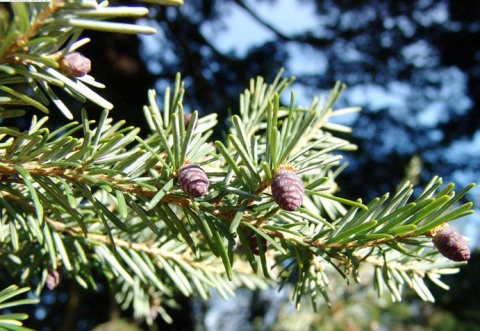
0,285 -> 39,331
0,1 -> 476,324
0,0 -> 157,119
0,71 -> 475,323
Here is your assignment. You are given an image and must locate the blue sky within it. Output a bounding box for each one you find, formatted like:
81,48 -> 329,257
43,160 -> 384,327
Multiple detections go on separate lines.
200,0 -> 318,56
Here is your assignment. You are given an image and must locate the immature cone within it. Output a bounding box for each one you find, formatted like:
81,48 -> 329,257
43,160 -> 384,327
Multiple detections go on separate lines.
243,228 -> 269,255
271,168 -> 304,211
45,269 -> 61,290
177,164 -> 209,197
184,113 -> 192,128
184,113 -> 199,129
432,227 -> 470,262
60,52 -> 91,77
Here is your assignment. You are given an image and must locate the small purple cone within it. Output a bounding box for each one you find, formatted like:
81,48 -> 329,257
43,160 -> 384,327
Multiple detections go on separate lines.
60,52 -> 91,77
271,169 -> 304,211
243,228 -> 268,255
46,269 -> 61,290
177,164 -> 209,197
433,227 -> 470,262
184,113 -> 192,128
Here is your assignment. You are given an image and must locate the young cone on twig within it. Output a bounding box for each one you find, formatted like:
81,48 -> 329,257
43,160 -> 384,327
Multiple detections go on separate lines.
242,228 -> 269,255
184,113 -> 198,128
177,164 -> 209,197
60,52 -> 91,77
45,269 -> 61,290
432,226 -> 471,262
271,166 -> 304,211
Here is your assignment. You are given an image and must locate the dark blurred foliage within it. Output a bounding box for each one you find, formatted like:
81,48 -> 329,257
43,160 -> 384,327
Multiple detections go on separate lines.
430,252 -> 480,330
11,0 -> 480,329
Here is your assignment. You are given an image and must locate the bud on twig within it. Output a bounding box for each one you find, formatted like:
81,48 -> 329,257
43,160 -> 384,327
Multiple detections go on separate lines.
271,167 -> 304,211
184,113 -> 192,128
46,269 -> 61,290
60,52 -> 91,77
177,164 -> 209,197
246,230 -> 269,255
184,113 -> 199,129
432,227 -> 470,262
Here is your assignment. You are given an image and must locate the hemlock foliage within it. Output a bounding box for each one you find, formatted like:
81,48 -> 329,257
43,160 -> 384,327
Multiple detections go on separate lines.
0,0 -> 475,327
